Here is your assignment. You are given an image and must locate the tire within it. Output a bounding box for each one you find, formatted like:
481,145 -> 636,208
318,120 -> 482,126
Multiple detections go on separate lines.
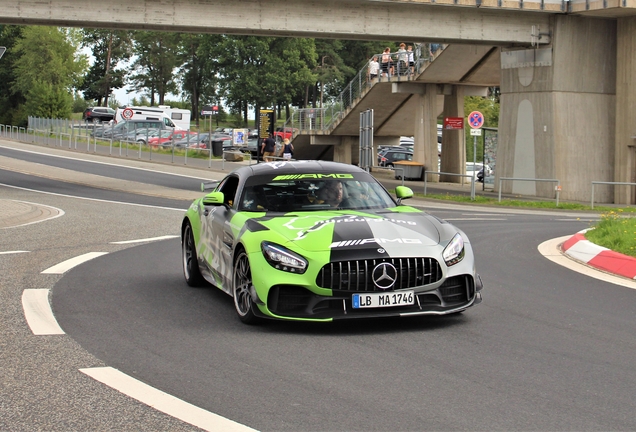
233,250 -> 259,324
182,223 -> 205,287
92,118 -> 100,124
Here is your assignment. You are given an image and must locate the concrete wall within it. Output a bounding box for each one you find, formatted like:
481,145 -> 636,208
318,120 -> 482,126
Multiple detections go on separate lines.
615,16 -> 636,204
499,15 -> 617,202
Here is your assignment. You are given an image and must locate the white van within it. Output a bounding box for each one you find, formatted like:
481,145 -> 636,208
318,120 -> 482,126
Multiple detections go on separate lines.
115,105 -> 191,130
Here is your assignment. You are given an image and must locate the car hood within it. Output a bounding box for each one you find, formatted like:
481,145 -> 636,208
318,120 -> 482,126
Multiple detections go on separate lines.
253,210 -> 446,260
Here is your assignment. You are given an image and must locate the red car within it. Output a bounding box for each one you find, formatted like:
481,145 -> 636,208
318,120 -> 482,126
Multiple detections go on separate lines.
148,130 -> 197,147
273,127 -> 298,142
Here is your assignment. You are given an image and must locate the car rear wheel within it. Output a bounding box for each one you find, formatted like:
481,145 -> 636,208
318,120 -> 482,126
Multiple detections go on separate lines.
182,223 -> 204,287
233,250 -> 259,324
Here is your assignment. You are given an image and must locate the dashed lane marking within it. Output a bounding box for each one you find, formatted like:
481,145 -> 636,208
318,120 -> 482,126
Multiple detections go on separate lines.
41,252 -> 108,274
0,250 -> 30,254
80,367 -> 257,432
21,289 -> 65,335
110,235 -> 179,245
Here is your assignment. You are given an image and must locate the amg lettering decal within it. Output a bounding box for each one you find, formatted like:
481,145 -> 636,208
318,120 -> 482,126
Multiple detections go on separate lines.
272,173 -> 355,181
330,238 -> 423,248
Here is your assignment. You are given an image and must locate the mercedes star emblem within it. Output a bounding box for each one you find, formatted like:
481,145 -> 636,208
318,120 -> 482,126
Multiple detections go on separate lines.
372,262 -> 398,290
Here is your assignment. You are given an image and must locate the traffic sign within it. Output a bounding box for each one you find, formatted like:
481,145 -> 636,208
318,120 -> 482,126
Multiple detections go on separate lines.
468,111 -> 484,129
122,108 -> 134,120
443,117 -> 464,130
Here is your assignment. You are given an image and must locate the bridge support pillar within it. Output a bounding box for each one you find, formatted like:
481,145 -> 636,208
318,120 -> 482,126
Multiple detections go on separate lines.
413,84 -> 440,181
440,85 -> 466,183
615,16 -> 636,204
333,136 -> 355,164
499,15 -> 617,203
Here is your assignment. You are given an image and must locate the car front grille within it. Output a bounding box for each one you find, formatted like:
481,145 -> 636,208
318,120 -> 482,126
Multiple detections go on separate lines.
316,257 -> 442,291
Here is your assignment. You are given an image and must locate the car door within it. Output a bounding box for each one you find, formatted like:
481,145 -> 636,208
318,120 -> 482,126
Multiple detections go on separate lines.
200,175 -> 239,293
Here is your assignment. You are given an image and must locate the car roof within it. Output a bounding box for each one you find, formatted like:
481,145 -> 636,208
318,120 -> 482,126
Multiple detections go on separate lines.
235,160 -> 366,178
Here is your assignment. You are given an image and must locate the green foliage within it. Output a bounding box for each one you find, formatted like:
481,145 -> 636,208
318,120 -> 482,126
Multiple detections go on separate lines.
24,81 -> 72,120
80,29 -> 131,106
585,212 -> 636,257
12,26 -> 87,95
0,25 -> 25,124
71,92 -> 89,113
128,31 -> 180,105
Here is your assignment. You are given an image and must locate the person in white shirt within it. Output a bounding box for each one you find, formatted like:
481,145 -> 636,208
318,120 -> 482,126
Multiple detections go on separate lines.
368,56 -> 380,81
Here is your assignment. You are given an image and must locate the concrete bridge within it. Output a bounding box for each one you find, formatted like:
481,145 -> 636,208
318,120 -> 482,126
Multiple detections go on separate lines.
1,0 -> 635,203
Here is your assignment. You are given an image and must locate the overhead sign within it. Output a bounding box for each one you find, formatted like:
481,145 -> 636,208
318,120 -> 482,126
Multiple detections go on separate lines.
468,111 -> 484,129
0,47 -> 6,60
443,117 -> 464,130
122,108 -> 134,120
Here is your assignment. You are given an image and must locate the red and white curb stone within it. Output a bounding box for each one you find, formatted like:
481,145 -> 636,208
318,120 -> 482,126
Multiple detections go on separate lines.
561,230 -> 636,280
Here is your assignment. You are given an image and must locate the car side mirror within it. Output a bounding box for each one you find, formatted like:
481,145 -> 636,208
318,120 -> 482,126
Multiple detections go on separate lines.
395,186 -> 413,204
202,191 -> 224,206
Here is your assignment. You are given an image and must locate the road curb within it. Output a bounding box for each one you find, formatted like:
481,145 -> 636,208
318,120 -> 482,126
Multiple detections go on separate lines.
562,230 -> 636,280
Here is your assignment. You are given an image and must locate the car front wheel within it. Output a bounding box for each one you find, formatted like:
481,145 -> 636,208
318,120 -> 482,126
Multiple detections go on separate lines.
182,223 -> 204,287
233,250 -> 259,324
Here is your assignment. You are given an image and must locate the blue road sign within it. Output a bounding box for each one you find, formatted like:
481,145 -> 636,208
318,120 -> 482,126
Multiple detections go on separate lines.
468,111 -> 484,129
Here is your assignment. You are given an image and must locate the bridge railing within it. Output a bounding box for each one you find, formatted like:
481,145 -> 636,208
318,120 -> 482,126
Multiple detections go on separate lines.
283,43 -> 435,135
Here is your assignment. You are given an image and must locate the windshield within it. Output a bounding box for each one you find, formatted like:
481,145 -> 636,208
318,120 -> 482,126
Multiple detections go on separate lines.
239,173 -> 396,212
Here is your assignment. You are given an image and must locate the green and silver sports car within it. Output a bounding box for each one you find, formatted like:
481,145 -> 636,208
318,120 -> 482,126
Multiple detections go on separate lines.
181,161 -> 483,324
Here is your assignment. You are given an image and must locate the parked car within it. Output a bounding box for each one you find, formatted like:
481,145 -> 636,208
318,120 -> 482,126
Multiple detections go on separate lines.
273,127 -> 298,142
93,119 -> 171,140
148,130 -> 197,147
180,161 -> 483,324
83,107 -> 116,123
378,148 -> 414,167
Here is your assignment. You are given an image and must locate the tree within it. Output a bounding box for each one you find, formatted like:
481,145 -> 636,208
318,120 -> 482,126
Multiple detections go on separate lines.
11,26 -> 87,123
0,25 -> 25,125
12,26 -> 86,95
80,29 -> 131,106
128,31 -> 180,105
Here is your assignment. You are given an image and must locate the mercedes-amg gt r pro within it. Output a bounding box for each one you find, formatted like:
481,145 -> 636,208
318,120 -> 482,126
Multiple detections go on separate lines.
181,161 -> 483,324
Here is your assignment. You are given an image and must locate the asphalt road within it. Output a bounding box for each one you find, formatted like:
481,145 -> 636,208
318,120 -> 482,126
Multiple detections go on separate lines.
2,139 -> 636,431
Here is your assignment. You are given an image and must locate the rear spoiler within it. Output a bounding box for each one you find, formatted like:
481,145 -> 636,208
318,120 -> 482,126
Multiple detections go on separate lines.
201,181 -> 220,192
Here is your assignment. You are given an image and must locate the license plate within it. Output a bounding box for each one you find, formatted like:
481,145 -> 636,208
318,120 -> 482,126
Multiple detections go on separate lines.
352,291 -> 415,309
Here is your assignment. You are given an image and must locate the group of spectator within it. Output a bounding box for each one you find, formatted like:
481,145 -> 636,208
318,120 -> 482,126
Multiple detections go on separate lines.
368,43 -> 415,80
368,42 -> 444,81
260,133 -> 294,162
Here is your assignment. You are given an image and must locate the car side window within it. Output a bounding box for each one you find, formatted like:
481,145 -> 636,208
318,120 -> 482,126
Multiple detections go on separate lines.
219,176 -> 239,207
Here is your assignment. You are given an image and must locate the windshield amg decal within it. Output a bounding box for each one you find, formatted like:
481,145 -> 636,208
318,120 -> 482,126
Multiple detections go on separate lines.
331,238 -> 422,248
272,173 -> 355,181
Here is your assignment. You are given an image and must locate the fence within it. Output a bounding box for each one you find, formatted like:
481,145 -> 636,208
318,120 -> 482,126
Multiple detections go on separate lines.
498,177 -> 561,206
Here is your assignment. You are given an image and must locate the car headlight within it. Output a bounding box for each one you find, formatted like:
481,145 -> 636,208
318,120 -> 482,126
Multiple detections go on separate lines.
261,242 -> 308,274
442,233 -> 465,266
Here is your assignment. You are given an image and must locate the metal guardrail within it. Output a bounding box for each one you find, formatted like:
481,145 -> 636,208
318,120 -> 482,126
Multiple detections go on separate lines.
424,171 -> 476,200
591,181 -> 636,209
498,177 -> 561,206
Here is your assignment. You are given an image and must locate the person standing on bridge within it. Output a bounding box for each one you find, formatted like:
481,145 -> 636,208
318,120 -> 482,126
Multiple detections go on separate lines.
381,47 -> 393,78
368,56 -> 380,81
397,43 -> 408,75
407,45 -> 415,74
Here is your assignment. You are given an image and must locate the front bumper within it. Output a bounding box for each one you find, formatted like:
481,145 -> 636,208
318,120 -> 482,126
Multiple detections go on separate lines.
255,274 -> 482,321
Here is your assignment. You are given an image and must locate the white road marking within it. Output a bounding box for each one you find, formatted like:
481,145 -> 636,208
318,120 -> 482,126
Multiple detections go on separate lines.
110,235 -> 179,245
1,200 -> 65,229
0,183 -> 186,212
538,236 -> 636,290
21,289 -> 65,335
41,252 -> 108,274
0,250 -> 30,255
80,367 -> 257,432
0,144 -> 215,180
